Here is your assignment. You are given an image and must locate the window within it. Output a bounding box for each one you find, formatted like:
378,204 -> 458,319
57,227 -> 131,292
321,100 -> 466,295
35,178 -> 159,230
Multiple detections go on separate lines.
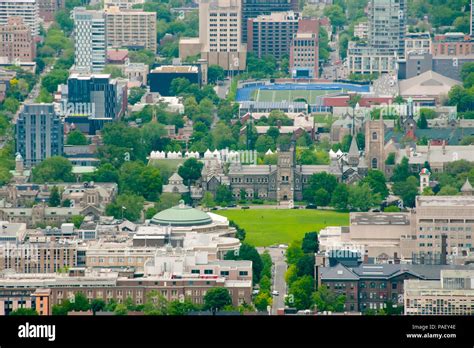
372,132 -> 378,140
204,270 -> 213,275
371,158 -> 378,169
239,271 -> 248,276
191,269 -> 200,274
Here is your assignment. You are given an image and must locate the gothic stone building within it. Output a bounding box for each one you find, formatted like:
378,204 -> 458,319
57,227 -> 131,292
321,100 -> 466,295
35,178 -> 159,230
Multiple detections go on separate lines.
200,143 -> 330,202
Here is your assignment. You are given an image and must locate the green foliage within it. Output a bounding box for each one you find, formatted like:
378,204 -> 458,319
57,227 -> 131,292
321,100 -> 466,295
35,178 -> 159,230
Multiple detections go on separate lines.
225,243 -> 263,284
9,308 -> 38,315
360,170 -> 389,199
348,183 -> 382,211
287,275 -> 314,310
286,240 -> 304,265
385,152 -> 396,165
32,157 -> 74,183
71,215 -> 84,228
178,158 -> 204,186
303,172 -> 338,204
67,130 -> 88,145
91,298 -> 106,315
384,205 -> 401,212
301,232 -> 319,254
203,287 -> 232,311
119,161 -> 163,201
208,65 -> 225,84
42,69 -> 68,93
392,176 -> 419,208
102,65 -> 124,78
155,192 -> 181,212
128,87 -> 146,105
312,285 -> 346,313
215,184 -> 234,206
105,194 -> 145,222
391,157 -> 411,182
330,183 -> 349,210
437,185 -> 458,195
49,186 -> 61,207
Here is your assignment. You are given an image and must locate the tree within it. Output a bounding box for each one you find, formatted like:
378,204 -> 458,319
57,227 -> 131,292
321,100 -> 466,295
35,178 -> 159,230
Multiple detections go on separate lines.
71,215 -> 84,228
42,69 -> 68,93
49,186 -> 61,207
286,240 -> 304,265
314,188 -> 330,207
296,254 -> 316,278
215,184 -> 234,206
312,285 -> 346,312
259,275 -> 272,293
360,170 -> 389,199
167,299 -> 199,315
203,287 -> 232,311
323,5 -> 345,28
207,65 -> 225,84
9,308 -> 38,315
105,194 -> 144,222
91,298 -> 106,315
202,191 -> 216,209
302,232 -> 319,254
114,304 -> 128,316
255,135 -> 275,153
285,264 -> 299,287
72,293 -> 90,312
330,183 -> 349,210
32,156 -> 74,183
143,290 -> 168,315
391,157 -> 411,182
417,114 -> 428,129
67,130 -> 87,145
348,183 -> 381,211
155,192 -> 181,211
254,292 -> 272,312
303,172 -> 338,203
128,87 -> 146,105
119,161 -> 163,201
178,158 -> 204,186
392,176 -> 419,208
287,275 -> 314,310
225,243 -> 263,284
437,185 -> 458,195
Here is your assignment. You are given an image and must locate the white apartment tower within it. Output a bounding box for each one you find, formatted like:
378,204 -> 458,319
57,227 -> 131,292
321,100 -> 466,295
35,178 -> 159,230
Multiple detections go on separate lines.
0,0 -> 39,36
199,0 -> 246,71
73,8 -> 106,73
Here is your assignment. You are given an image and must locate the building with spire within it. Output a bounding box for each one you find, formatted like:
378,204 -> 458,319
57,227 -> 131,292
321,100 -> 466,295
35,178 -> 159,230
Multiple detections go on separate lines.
461,178 -> 474,196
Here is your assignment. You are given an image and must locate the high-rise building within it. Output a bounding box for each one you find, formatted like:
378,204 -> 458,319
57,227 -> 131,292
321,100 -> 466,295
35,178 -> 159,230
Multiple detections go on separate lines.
0,16 -> 36,62
199,0 -> 246,71
105,6 -> 157,52
0,0 -> 39,36
289,18 -> 319,78
73,8 -> 106,73
37,0 -> 64,22
241,0 -> 298,43
347,0 -> 407,74
65,73 -> 125,134
16,103 -> 64,167
247,11 -> 300,60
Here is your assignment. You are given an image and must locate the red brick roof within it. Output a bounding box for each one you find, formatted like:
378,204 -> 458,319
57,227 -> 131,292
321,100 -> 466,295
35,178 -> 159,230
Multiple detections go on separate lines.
107,49 -> 129,63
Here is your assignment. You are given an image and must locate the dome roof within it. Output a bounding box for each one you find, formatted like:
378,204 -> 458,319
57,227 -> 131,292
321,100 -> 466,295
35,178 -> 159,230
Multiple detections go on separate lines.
150,201 -> 212,227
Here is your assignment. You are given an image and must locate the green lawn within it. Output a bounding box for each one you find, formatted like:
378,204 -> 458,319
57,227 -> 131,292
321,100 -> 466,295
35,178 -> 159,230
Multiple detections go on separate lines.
216,209 -> 349,247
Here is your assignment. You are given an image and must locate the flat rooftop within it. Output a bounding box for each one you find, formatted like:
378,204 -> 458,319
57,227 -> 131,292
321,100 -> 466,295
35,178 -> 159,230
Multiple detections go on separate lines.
416,195 -> 474,207
151,65 -> 198,74
350,212 -> 411,225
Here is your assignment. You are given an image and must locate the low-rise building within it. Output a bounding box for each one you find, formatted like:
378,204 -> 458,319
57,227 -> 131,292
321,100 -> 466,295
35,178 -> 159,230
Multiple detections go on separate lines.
404,269 -> 474,315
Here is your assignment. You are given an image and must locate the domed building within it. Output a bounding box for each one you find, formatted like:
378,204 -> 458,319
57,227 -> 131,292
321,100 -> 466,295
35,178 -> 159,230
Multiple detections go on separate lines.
150,202 -> 213,227
134,201 -> 237,250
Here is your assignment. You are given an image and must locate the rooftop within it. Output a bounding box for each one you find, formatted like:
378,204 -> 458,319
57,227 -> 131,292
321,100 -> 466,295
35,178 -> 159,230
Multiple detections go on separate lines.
150,201 -> 213,227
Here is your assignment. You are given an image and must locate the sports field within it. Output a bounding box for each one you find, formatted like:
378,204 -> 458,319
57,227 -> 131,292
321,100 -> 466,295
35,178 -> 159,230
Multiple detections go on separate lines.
216,209 -> 349,247
251,89 -> 340,103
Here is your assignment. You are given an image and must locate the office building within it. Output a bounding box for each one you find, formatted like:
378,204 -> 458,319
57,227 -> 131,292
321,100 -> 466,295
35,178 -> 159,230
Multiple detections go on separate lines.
73,8 -> 106,73
180,0 -> 247,72
15,103 -> 64,167
404,32 -> 431,58
405,269 -> 474,315
37,0 -> 64,22
0,16 -> 36,62
247,11 -> 300,60
290,18 -> 319,78
65,73 -> 125,133
0,0 -> 39,36
148,65 -> 200,96
241,0 -> 298,43
105,6 -> 157,52
199,0 -> 246,71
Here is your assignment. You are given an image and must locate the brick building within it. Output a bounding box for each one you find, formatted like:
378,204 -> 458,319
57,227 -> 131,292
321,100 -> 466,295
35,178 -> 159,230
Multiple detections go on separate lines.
0,17 -> 36,62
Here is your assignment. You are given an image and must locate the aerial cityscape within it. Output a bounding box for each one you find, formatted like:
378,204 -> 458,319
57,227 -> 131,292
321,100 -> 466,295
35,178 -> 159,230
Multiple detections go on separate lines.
1,0 -> 474,326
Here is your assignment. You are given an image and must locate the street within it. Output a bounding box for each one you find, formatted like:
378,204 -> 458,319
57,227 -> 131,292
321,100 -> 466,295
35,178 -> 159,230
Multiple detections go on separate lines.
258,246 -> 288,315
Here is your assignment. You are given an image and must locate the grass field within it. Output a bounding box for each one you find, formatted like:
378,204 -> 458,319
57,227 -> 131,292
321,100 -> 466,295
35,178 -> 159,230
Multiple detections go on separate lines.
216,209 -> 349,247
251,89 -> 342,103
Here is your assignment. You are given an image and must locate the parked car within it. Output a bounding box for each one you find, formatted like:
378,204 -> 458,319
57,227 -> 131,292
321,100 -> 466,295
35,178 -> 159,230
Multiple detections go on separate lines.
272,290 -> 279,296
241,206 -> 250,210
305,204 -> 317,209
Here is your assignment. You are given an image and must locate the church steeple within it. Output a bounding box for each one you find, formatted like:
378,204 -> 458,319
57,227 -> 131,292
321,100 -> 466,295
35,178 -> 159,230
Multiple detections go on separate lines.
347,136 -> 360,167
